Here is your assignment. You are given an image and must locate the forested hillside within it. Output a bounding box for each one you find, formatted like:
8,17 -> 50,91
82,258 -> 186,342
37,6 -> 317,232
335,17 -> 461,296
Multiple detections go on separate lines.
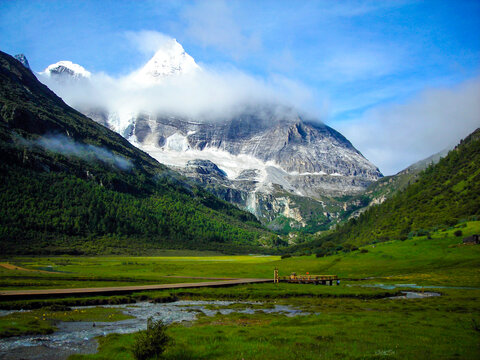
0,51 -> 275,255
291,128 -> 480,254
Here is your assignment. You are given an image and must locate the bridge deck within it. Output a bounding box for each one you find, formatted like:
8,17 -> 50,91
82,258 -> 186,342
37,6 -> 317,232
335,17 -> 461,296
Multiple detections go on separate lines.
0,278 -> 271,300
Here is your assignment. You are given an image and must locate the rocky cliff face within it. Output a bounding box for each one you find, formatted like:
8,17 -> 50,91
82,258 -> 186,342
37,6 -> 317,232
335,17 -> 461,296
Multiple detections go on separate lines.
136,107 -> 382,232
129,109 -> 382,196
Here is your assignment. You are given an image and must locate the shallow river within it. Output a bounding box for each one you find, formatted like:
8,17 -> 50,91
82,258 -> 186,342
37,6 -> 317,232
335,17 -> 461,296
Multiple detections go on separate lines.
0,300 -> 309,360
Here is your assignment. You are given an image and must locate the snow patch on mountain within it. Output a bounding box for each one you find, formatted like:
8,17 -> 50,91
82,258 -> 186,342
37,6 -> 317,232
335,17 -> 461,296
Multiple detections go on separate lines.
165,133 -> 191,152
130,130 -> 367,198
41,61 -> 91,79
128,38 -> 199,86
136,138 -> 275,181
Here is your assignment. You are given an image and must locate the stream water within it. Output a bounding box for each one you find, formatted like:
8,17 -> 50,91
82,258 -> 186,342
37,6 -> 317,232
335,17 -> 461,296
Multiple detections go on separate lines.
387,291 -> 441,299
0,300 -> 309,360
348,283 -> 480,290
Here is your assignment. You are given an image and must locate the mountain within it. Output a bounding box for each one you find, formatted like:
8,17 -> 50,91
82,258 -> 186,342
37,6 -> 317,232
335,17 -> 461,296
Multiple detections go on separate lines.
129,38 -> 199,85
291,128 -> 480,254
0,50 -> 275,255
128,109 -> 382,232
40,60 -> 91,79
14,54 -> 30,70
37,41 -> 383,235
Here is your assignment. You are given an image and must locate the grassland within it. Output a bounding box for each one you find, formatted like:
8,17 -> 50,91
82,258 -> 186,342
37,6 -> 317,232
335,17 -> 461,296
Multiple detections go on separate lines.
1,221 -> 479,359
2,221 -> 479,288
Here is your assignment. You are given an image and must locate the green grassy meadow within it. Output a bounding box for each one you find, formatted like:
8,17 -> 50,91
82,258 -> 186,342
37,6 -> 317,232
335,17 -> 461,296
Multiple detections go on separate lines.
1,221 -> 479,359
2,221 -> 479,288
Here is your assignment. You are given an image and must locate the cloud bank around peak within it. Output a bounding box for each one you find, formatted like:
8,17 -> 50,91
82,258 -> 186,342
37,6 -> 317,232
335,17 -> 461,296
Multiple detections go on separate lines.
37,31 -> 321,126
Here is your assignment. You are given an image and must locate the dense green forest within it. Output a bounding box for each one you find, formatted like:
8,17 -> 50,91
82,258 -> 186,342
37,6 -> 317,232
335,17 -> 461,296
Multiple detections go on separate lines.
0,51 -> 277,255
290,128 -> 480,255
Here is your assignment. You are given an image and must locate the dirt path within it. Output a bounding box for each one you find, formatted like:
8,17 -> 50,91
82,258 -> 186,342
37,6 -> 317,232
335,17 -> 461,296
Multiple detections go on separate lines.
0,278 -> 272,299
0,262 -> 62,274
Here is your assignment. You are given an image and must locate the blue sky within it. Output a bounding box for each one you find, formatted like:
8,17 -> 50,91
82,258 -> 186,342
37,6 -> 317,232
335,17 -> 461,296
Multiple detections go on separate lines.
1,0 -> 479,174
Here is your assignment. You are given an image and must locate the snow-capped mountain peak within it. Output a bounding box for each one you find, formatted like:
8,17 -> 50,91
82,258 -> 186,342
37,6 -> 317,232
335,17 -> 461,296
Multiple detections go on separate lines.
41,61 -> 91,79
132,39 -> 199,85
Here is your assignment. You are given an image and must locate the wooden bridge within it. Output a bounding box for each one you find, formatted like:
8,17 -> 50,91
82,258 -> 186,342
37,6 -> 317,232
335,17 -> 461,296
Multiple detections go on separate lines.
274,268 -> 339,285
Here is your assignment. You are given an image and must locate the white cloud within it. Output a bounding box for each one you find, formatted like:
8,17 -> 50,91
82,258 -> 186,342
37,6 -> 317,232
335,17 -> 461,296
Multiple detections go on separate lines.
337,77 -> 480,175
181,0 -> 261,59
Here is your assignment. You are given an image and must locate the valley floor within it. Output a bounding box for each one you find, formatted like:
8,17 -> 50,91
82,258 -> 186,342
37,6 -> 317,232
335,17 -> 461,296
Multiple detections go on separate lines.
0,222 -> 479,359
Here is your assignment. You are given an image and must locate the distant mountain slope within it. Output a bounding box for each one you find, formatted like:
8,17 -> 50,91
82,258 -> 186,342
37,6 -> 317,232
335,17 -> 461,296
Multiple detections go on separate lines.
0,50 -> 274,255
290,128 -> 480,253
356,147 -> 451,209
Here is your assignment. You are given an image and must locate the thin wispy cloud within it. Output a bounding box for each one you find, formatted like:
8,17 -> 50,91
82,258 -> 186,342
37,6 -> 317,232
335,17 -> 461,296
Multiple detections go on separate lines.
181,0 -> 261,59
318,48 -> 403,83
125,30 -> 174,56
21,134 -> 133,171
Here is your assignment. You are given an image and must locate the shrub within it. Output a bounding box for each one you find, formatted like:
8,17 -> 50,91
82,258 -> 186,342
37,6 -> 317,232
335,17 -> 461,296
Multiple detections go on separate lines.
454,230 -> 463,237
360,249 -> 368,254
152,294 -> 178,304
43,304 -> 72,312
446,219 -> 458,227
132,318 -> 171,360
342,244 -> 359,253
281,254 -> 292,259
416,229 -> 430,237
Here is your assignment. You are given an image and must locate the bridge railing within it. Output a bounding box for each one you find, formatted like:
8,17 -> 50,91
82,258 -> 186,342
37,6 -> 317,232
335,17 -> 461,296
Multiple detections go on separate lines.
278,274 -> 338,283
